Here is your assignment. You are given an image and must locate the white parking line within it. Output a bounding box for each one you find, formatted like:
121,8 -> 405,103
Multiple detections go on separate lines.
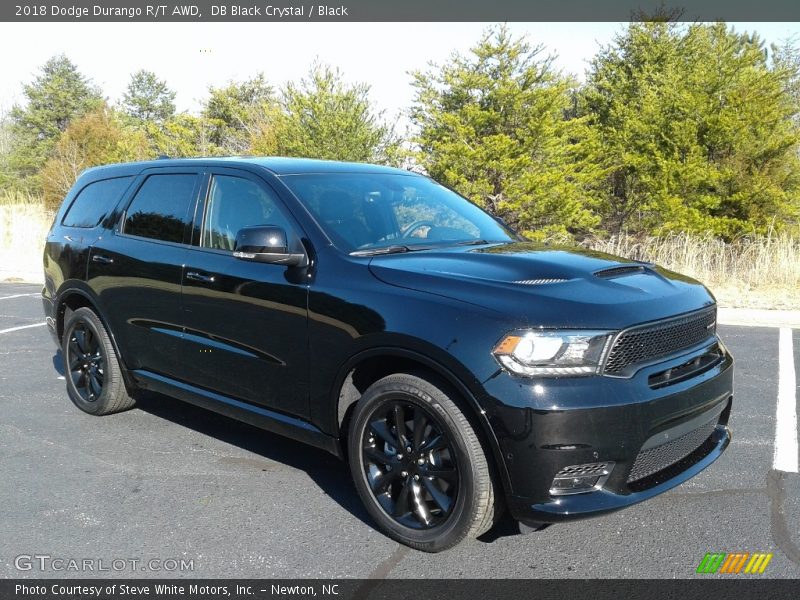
0,322 -> 47,335
0,293 -> 39,300
774,327 -> 799,473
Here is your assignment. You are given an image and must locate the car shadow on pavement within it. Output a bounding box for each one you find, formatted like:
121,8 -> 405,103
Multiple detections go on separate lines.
477,514 -> 524,543
52,350 -> 65,376
135,387 -> 526,546
131,389 -> 376,530
51,351 -> 521,545
50,351 -> 386,536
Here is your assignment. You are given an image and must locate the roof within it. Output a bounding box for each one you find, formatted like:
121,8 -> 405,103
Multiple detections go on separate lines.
80,156 -> 413,179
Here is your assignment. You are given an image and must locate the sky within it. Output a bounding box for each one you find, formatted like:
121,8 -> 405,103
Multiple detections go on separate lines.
1,22 -> 799,127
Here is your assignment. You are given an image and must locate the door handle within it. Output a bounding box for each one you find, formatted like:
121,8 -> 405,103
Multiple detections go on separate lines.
92,255 -> 114,264
186,271 -> 216,283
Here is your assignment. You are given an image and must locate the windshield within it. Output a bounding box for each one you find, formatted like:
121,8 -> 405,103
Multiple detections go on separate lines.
280,172 -> 514,253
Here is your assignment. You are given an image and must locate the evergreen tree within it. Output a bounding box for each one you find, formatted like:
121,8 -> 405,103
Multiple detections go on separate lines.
9,55 -> 102,186
203,74 -> 275,153
273,63 -> 399,164
0,112 -> 14,188
410,25 -> 600,238
582,22 -> 800,237
122,69 -> 176,123
145,114 -> 215,158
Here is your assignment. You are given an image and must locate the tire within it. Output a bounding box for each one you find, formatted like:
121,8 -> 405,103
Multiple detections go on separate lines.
348,371 -> 498,552
62,307 -> 135,415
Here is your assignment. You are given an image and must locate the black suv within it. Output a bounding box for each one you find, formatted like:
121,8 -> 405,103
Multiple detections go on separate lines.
43,157 -> 733,552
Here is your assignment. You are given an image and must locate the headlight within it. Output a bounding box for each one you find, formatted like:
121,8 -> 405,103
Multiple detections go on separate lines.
492,330 -> 614,377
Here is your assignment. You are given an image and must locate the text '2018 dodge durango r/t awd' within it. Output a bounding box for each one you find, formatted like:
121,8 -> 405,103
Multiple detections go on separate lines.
42,157 -> 733,552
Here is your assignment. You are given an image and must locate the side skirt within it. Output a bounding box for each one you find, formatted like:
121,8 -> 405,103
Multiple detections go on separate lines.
132,369 -> 343,458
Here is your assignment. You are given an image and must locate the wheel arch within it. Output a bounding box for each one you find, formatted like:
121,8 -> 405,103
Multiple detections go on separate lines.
55,284 -> 132,380
332,346 -> 512,497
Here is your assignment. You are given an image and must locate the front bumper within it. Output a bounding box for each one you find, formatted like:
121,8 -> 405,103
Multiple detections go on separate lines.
508,421 -> 730,524
482,339 -> 734,525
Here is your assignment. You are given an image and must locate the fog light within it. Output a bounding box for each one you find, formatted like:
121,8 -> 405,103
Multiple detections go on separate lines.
551,475 -> 600,492
550,461 -> 614,496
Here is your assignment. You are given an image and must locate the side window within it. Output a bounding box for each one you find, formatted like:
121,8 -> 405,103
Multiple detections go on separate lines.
62,176 -> 133,228
123,174 -> 198,244
202,175 -> 292,251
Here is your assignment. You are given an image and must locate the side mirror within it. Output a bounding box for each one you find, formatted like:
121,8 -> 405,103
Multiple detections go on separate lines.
233,226 -> 307,267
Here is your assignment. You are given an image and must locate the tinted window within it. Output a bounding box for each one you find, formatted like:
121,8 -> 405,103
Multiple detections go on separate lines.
62,177 -> 133,228
124,174 -> 197,244
202,175 -> 292,251
281,173 -> 512,252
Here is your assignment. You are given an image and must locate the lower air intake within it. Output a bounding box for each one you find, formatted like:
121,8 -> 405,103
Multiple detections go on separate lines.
627,418 -> 718,483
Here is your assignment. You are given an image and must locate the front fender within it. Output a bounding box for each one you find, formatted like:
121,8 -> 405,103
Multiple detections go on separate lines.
327,340 -> 513,499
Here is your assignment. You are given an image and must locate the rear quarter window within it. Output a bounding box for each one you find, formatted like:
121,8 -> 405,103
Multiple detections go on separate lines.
123,174 -> 198,244
62,176 -> 134,228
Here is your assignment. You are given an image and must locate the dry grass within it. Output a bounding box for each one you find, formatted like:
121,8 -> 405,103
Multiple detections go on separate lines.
585,232 -> 800,310
0,192 -> 53,282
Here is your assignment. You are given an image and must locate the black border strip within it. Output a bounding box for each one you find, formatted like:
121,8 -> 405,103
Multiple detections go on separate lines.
2,579 -> 799,599
4,1 -> 800,22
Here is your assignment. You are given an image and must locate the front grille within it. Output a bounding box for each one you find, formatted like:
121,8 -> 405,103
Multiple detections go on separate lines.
603,307 -> 716,375
627,418 -> 718,483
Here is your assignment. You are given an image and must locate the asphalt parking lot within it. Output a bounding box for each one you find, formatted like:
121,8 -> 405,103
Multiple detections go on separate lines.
0,281 -> 798,579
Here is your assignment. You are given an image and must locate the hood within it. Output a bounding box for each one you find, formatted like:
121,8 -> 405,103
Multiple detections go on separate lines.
368,242 -> 715,330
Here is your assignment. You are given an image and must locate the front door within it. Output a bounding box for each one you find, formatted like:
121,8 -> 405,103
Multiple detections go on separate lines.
180,169 -> 310,418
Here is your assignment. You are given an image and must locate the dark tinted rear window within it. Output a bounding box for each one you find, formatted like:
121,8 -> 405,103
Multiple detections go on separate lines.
62,177 -> 133,228
123,174 -> 198,244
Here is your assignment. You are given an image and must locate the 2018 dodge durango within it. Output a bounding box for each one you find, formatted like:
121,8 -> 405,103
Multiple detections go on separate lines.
42,157 -> 733,551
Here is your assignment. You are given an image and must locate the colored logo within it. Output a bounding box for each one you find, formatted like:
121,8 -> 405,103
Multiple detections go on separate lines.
696,552 -> 773,574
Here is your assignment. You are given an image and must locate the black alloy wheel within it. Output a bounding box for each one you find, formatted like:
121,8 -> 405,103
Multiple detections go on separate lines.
62,307 -> 136,415
66,322 -> 105,403
348,372 -> 499,552
361,401 -> 459,529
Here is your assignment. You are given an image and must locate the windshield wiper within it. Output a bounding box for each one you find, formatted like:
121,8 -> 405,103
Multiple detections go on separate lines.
451,239 -> 490,246
351,240 -> 494,256
350,245 -> 411,257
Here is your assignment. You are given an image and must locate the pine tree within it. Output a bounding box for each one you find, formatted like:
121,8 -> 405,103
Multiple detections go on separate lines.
9,55 -> 102,186
203,74 -> 275,153
410,25 -> 601,238
581,22 -> 800,237
122,69 -> 176,123
273,63 -> 399,164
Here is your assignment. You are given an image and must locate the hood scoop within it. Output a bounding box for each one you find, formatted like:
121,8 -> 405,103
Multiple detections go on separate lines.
594,264 -> 652,279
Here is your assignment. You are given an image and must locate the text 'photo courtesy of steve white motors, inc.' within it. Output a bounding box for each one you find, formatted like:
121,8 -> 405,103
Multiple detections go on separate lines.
14,4 -> 351,19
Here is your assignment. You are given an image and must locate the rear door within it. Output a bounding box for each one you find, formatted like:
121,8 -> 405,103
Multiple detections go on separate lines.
180,168 -> 310,418
87,168 -> 202,378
